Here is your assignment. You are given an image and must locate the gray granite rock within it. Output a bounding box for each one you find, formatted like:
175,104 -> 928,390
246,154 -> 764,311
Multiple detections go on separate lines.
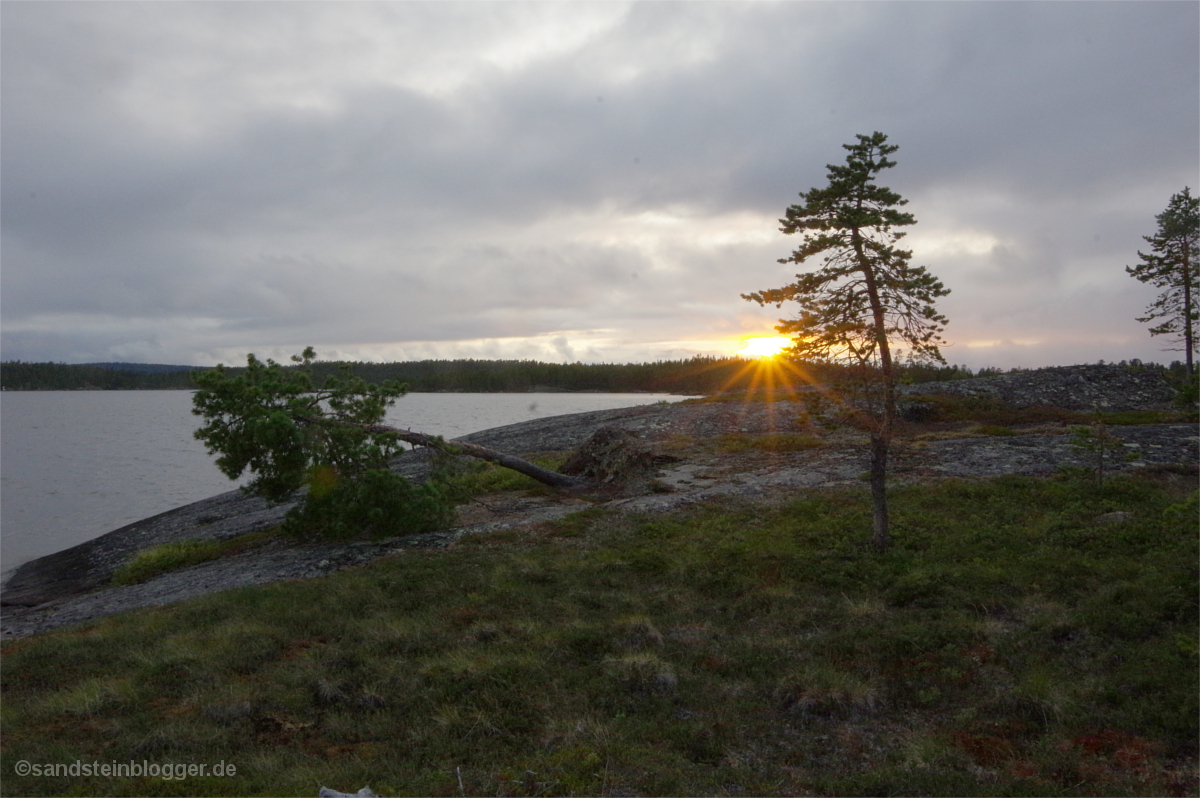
1,400 -> 804,613
898,364 -> 1180,412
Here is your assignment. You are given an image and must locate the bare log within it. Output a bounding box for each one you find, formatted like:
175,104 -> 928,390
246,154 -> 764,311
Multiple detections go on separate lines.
360,423 -> 587,489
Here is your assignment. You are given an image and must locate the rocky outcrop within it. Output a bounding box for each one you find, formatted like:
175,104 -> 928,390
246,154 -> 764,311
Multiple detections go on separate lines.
1,401 -> 796,612
898,364 -> 1180,412
0,491 -> 290,608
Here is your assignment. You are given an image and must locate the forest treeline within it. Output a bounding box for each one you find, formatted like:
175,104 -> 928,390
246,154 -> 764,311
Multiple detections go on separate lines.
0,356 -> 987,394
0,362 -> 204,391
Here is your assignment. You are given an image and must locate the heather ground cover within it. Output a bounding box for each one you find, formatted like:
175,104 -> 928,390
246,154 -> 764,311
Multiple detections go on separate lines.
2,468 -> 1196,797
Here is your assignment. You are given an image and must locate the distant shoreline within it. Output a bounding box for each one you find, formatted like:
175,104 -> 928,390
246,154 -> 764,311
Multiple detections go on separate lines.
3,356 -> 1192,395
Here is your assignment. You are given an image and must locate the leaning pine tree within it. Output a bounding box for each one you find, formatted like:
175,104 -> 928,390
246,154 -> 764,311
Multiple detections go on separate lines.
1126,187 -> 1199,376
743,132 -> 949,550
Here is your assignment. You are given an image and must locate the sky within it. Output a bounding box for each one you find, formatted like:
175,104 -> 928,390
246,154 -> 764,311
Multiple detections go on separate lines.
1,1 -> 1197,370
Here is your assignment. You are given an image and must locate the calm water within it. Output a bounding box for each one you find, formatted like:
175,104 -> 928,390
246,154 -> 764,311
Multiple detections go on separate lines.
0,391 -> 686,575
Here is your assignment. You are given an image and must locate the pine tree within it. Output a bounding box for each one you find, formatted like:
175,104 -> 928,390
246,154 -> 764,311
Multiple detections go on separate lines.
1127,187 -> 1199,376
743,132 -> 949,550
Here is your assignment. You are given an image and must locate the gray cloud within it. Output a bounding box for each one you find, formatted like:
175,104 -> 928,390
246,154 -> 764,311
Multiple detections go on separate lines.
2,1 -> 1196,369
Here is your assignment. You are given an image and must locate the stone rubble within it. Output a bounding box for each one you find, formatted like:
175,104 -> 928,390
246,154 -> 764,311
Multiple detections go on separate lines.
897,364 -> 1180,412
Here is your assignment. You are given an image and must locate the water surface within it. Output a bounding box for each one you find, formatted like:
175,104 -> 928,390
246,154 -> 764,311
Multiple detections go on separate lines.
1,391 -> 685,574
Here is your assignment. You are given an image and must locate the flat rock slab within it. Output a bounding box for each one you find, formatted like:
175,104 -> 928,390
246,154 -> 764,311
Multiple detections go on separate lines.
0,491 -> 291,608
615,424 -> 1198,514
1,400 -> 810,609
0,532 -> 459,639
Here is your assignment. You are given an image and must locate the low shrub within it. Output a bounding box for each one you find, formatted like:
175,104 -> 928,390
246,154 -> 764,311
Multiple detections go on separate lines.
282,468 -> 454,540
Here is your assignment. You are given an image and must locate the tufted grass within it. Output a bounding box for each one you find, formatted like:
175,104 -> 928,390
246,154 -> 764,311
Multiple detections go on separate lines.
2,469 -> 1196,797
439,451 -> 572,498
111,531 -> 280,586
903,393 -> 1186,428
716,432 -> 825,453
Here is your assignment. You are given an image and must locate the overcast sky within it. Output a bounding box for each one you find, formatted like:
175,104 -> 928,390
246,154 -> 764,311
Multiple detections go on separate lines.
2,1 -> 1197,370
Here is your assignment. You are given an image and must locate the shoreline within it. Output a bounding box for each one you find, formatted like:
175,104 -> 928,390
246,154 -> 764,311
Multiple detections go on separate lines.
3,423 -> 1196,637
3,365 -> 1192,638
0,391 -> 696,573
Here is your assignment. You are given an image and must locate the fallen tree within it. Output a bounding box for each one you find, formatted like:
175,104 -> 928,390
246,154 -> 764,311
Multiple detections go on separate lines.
192,348 -> 584,539
349,423 -> 584,490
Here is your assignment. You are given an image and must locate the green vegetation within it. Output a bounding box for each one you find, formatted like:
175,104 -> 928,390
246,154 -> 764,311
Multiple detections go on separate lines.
192,349 -> 455,541
716,432 -> 825,453
439,452 -> 572,498
0,361 -> 200,390
112,540 -> 228,586
191,348 -> 586,543
279,469 -> 454,541
1069,417 -> 1141,487
3,471 -> 1195,797
112,532 -> 279,586
903,393 -> 1187,428
904,393 -> 1083,426
969,424 -> 1020,437
110,452 -> 573,589
1097,409 -> 1179,426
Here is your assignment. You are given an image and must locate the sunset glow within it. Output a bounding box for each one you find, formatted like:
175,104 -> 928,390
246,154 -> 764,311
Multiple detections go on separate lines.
737,336 -> 792,359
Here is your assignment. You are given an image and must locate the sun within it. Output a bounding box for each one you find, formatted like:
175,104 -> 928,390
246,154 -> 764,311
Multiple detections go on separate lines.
737,336 -> 792,359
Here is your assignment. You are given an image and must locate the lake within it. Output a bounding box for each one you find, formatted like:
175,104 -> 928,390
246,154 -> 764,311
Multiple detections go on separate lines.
0,390 -> 689,576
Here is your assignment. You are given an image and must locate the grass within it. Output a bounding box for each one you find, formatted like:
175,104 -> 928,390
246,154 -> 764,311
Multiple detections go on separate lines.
111,531 -> 280,586
970,424 -> 1020,437
2,471 -> 1196,797
715,432 -> 825,453
111,453 -> 575,587
688,388 -> 1185,433
440,451 -> 572,498
904,393 -> 1185,428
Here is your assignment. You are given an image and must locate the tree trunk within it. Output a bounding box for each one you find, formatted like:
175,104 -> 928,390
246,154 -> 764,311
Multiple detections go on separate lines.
869,432 -> 891,550
1183,236 -> 1194,376
852,228 -> 896,552
361,423 -> 588,489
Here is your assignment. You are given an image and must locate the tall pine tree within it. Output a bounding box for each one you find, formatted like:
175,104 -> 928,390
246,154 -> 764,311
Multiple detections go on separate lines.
743,132 -> 949,550
1126,187 -> 1199,375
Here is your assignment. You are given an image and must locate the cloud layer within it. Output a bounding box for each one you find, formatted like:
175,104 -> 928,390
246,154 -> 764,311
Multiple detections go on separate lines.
2,2 -> 1197,368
